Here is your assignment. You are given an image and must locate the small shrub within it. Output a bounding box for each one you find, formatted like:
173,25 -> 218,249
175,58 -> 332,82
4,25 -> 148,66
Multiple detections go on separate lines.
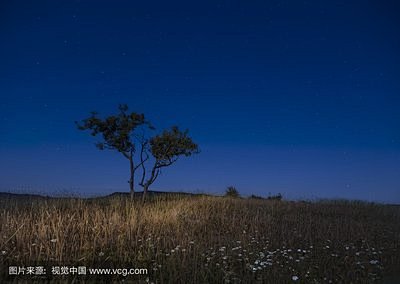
267,193 -> 282,201
225,186 -> 240,198
249,194 -> 264,199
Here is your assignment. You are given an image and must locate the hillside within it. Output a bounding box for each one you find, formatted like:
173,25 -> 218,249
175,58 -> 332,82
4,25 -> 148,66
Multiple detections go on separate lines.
0,194 -> 399,283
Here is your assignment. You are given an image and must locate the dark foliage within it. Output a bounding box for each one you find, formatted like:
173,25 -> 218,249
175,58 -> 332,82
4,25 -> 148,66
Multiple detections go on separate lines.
225,186 -> 240,198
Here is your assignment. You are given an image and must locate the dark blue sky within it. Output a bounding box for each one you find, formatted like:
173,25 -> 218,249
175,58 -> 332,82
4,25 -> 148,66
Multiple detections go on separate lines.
1,0 -> 399,202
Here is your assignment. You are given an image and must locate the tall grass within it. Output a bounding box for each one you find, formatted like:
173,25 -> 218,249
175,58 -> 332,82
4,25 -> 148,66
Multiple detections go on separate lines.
1,195 -> 399,283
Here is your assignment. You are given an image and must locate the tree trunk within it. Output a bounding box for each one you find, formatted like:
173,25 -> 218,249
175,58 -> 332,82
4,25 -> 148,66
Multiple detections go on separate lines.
129,155 -> 134,201
142,185 -> 148,203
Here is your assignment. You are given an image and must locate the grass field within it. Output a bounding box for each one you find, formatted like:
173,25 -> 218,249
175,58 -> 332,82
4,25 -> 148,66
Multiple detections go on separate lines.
0,193 -> 399,283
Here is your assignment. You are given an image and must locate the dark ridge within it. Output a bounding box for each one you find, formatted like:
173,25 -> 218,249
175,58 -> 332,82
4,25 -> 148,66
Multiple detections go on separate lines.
107,191 -> 199,197
0,191 -> 398,205
0,192 -> 52,199
0,191 -> 209,200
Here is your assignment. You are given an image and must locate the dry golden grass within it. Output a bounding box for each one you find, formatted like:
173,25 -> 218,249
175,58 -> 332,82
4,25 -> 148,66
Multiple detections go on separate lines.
0,194 -> 399,283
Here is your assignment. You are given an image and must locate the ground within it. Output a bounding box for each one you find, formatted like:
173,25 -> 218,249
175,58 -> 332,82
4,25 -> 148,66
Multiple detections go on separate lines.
0,193 -> 399,283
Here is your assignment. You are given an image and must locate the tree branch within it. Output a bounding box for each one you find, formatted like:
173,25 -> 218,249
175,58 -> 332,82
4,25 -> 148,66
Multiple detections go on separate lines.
139,141 -> 149,187
135,141 -> 149,171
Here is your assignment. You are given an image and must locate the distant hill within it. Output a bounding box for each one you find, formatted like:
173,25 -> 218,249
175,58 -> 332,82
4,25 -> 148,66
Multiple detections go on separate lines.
107,190 -> 203,197
0,192 -> 52,199
0,190 -> 209,200
1,191 -> 397,205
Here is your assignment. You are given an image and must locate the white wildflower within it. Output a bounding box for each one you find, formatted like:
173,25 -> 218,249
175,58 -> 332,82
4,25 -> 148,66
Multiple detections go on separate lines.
370,260 -> 379,265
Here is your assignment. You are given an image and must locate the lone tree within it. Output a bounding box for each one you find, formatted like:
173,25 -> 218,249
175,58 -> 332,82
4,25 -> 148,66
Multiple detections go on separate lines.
139,126 -> 199,201
76,104 -> 152,200
77,105 -> 199,201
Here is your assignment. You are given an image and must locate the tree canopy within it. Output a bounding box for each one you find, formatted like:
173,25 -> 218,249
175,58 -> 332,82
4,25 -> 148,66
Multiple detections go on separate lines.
77,105 -> 199,201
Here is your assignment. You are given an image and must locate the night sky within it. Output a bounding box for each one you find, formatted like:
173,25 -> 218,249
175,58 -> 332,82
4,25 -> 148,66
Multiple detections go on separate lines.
1,1 -> 399,202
